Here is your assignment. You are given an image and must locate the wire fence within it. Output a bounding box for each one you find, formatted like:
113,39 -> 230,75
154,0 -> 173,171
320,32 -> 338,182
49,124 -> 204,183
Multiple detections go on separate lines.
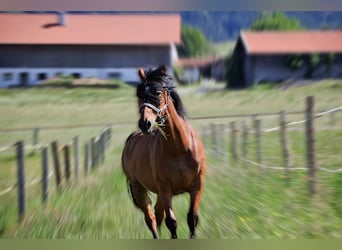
200,97 -> 341,194
0,126 -> 112,222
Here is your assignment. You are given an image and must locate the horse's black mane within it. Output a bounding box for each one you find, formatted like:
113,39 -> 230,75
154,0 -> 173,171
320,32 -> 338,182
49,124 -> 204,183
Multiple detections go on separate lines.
169,90 -> 186,118
137,65 -> 186,118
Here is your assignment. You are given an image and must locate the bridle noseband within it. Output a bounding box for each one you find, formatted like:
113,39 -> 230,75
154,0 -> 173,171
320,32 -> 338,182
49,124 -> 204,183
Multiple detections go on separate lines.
139,102 -> 169,118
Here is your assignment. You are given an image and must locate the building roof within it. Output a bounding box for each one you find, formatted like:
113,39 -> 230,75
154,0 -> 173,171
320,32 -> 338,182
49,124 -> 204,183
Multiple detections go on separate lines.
176,56 -> 224,68
0,13 -> 181,45
241,31 -> 342,54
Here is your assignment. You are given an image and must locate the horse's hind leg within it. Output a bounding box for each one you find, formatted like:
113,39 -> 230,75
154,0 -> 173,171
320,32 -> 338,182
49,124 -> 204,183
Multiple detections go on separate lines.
129,182 -> 159,239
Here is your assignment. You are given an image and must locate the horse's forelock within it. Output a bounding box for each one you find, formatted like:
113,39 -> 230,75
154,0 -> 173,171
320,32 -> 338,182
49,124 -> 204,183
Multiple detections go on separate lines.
137,66 -> 185,117
143,65 -> 175,89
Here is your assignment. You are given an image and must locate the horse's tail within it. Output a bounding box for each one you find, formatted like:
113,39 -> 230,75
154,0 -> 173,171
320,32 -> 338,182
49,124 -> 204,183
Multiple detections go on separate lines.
126,179 -> 152,209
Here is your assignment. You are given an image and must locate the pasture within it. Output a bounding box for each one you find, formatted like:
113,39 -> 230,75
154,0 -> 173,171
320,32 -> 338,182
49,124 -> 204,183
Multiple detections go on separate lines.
0,80 -> 341,239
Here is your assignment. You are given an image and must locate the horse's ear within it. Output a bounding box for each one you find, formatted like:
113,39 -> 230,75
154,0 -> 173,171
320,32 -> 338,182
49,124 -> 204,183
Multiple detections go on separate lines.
160,65 -> 167,75
138,68 -> 146,80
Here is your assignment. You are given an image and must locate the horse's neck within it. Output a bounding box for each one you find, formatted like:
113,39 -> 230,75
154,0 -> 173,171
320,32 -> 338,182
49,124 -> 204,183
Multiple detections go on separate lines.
163,100 -> 191,153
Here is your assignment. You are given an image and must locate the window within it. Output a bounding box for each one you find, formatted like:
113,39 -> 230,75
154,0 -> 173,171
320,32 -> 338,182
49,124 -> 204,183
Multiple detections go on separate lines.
72,73 -> 81,79
3,73 -> 13,81
37,73 -> 47,81
108,72 -> 122,79
19,72 -> 29,86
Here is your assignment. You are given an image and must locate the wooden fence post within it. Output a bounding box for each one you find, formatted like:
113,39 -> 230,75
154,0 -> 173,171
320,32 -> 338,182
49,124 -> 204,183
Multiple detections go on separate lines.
211,123 -> 217,155
98,136 -> 101,165
90,137 -> 95,169
42,146 -> 49,205
280,111 -> 291,185
109,126 -> 112,144
94,137 -> 99,167
15,141 -> 26,222
100,134 -> 103,164
63,144 -> 71,182
101,132 -> 106,164
306,96 -> 317,195
230,121 -> 237,162
51,141 -> 62,188
254,119 -> 263,170
218,123 -> 228,162
74,136 -> 79,178
201,125 -> 208,148
106,126 -> 112,146
104,128 -> 108,145
251,114 -> 258,131
84,143 -> 89,175
33,128 -> 40,153
241,121 -> 248,167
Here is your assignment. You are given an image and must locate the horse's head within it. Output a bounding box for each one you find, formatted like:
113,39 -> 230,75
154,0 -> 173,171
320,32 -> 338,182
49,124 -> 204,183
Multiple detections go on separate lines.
136,65 -> 175,134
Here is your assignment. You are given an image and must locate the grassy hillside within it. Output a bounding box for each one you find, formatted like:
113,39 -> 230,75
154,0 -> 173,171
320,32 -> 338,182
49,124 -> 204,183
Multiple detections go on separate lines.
0,80 -> 341,238
208,41 -> 235,57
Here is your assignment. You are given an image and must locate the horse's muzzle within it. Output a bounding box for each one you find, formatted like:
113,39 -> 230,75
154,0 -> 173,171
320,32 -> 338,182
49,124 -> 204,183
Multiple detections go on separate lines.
139,119 -> 153,134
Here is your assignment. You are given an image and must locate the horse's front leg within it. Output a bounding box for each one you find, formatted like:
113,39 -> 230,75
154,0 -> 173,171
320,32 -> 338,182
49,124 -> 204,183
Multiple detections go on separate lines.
159,187 -> 178,239
129,181 -> 159,239
154,195 -> 165,230
187,174 -> 204,239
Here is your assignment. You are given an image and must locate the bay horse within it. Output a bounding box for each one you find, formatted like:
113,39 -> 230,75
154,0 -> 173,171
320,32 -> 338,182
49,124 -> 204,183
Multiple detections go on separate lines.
121,65 -> 206,239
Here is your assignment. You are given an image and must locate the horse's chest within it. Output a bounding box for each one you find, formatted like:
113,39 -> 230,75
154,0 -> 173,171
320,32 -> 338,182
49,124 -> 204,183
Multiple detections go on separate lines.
153,155 -> 198,191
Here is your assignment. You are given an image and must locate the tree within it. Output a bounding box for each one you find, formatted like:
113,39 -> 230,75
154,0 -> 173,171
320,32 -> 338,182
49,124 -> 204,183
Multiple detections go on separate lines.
177,25 -> 208,58
250,12 -> 304,31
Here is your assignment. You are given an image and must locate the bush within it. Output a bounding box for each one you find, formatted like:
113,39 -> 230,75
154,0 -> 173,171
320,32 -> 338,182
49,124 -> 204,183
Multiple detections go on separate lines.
41,75 -> 74,86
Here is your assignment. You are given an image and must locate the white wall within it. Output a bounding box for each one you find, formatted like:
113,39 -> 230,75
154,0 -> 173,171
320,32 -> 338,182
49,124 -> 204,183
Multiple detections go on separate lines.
0,67 -> 141,88
183,67 -> 200,83
170,43 -> 179,64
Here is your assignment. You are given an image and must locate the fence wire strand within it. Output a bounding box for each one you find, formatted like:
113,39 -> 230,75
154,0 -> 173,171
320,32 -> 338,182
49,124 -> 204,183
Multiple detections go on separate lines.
237,156 -> 342,173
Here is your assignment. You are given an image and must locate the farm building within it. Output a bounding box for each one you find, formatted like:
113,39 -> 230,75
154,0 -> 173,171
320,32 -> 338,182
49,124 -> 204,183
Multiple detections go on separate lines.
227,30 -> 342,88
0,12 -> 181,87
175,56 -> 226,83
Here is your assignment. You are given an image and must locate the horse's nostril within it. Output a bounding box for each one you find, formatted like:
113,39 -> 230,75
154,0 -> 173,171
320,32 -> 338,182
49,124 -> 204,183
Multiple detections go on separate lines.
138,119 -> 153,133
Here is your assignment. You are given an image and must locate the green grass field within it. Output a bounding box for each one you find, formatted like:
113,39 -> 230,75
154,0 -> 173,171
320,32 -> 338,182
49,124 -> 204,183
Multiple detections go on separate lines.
0,80 -> 341,239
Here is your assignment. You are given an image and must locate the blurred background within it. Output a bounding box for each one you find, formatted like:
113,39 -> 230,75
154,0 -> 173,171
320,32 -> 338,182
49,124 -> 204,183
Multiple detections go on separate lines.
0,11 -> 341,239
